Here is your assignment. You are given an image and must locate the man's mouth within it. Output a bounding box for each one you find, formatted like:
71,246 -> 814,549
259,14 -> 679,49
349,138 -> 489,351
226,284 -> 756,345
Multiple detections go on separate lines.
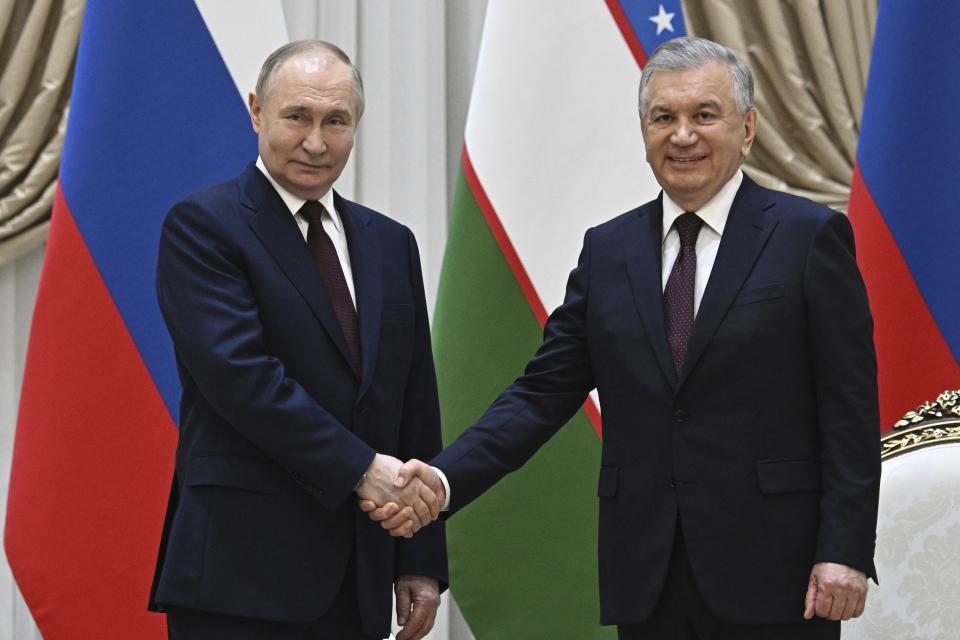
668,155 -> 707,163
294,160 -> 327,169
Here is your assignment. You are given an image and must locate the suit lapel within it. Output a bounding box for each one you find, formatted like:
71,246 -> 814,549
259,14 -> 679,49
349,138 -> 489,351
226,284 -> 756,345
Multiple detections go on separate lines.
336,193 -> 381,400
678,176 -> 778,386
241,164 -> 359,378
622,198 -> 678,390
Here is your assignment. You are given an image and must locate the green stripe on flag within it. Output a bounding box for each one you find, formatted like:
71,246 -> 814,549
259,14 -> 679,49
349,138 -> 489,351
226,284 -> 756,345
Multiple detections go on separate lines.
433,168 -> 614,639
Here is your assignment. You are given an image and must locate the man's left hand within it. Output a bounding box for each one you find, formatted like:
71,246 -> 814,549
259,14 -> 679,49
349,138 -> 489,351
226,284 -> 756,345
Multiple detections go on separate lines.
395,575 -> 440,640
803,562 -> 868,621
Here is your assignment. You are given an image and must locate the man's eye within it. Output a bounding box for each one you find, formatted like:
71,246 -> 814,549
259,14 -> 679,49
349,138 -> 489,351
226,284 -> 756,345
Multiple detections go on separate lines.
653,114 -> 672,124
695,112 -> 716,122
287,114 -> 303,121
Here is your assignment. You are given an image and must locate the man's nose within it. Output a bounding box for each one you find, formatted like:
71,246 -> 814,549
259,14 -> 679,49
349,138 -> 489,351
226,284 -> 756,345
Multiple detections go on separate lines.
302,126 -> 326,154
670,119 -> 697,146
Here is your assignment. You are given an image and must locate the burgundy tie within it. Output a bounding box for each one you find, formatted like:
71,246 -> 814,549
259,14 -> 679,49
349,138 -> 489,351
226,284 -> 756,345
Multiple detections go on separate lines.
664,212 -> 703,374
299,200 -> 361,373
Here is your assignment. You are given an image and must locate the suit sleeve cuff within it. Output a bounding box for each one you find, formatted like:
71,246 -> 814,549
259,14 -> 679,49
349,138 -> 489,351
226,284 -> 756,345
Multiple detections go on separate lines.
434,466 -> 451,511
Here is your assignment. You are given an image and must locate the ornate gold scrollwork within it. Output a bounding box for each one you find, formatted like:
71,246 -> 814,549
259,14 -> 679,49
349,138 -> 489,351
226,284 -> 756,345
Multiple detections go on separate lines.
882,390 -> 960,460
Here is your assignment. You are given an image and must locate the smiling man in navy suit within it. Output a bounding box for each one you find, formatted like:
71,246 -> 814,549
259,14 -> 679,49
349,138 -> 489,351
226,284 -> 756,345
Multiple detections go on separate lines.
148,41 -> 447,640
367,37 -> 880,639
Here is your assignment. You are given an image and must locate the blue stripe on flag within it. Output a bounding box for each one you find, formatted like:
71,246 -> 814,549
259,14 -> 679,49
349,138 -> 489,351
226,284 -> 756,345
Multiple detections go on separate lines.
620,0 -> 686,55
60,0 -> 259,421
856,1 -> 960,361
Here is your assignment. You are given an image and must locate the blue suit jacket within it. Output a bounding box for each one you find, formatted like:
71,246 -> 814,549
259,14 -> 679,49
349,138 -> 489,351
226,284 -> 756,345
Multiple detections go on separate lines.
433,175 -> 880,626
148,163 -> 447,638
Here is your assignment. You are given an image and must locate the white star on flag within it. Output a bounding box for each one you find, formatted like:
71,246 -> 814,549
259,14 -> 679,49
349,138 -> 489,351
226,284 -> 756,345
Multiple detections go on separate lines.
649,3 -> 676,36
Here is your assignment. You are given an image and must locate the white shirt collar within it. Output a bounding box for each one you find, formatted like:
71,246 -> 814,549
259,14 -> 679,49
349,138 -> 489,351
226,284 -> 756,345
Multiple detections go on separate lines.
255,156 -> 341,232
661,170 -> 743,242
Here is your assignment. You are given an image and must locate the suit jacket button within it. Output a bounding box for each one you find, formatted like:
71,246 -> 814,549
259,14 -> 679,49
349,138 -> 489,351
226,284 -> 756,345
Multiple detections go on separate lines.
669,477 -> 677,489
673,409 -> 687,423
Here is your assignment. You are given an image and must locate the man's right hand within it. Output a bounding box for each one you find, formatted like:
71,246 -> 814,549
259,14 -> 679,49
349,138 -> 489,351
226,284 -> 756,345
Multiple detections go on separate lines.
360,459 -> 446,537
355,454 -> 442,537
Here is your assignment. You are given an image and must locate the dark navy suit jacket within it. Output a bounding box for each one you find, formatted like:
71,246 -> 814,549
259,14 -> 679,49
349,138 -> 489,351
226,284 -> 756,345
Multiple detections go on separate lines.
148,163 -> 447,638
433,175 -> 879,626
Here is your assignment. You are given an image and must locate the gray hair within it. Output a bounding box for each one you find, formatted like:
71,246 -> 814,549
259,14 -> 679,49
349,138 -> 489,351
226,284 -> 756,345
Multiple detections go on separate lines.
638,37 -> 754,116
255,40 -> 365,116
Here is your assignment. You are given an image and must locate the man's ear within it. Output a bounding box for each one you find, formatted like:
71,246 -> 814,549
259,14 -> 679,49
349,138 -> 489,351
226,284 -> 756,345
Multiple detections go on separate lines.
249,92 -> 261,133
741,107 -> 758,158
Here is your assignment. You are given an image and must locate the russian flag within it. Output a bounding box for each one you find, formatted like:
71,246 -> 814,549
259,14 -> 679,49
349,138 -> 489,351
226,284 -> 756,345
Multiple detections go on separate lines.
847,1 -> 960,430
4,1 -> 286,637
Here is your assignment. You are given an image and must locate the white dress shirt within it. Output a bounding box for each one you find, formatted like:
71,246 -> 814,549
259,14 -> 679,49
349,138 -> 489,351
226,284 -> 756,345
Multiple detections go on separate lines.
660,170 -> 743,316
255,157 -> 356,308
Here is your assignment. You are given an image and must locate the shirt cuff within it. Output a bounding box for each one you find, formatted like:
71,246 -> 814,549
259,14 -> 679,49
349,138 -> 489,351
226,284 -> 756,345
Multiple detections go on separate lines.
433,466 -> 451,511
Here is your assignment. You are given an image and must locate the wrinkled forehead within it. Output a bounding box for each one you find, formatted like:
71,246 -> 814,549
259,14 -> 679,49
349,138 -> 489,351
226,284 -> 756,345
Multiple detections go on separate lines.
646,63 -> 735,107
281,52 -> 345,77
267,53 -> 359,106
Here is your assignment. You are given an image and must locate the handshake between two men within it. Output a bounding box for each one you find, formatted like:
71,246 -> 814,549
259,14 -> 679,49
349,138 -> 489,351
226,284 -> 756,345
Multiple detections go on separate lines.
355,455 -> 442,538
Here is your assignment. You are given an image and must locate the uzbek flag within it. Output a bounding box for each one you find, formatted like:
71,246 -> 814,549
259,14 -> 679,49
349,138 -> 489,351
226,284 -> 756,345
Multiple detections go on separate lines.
434,1 -> 684,637
4,1 -> 286,637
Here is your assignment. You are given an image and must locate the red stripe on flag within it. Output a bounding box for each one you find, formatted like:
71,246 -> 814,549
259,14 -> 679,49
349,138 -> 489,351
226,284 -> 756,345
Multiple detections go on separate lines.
462,147 -> 548,327
461,146 -> 603,438
5,185 -> 177,638
847,166 -> 960,430
604,0 -> 649,68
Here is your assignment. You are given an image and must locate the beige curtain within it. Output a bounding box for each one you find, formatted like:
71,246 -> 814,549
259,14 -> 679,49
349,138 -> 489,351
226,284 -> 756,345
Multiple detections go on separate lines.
682,0 -> 877,210
0,0 -> 84,267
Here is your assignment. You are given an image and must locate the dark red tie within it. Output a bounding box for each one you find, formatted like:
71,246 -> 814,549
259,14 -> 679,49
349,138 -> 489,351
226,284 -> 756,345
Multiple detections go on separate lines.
664,212 -> 703,374
299,200 -> 361,373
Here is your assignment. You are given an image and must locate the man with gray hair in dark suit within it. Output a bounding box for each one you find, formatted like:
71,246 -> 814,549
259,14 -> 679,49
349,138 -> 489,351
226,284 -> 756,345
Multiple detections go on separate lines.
367,36 -> 880,640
